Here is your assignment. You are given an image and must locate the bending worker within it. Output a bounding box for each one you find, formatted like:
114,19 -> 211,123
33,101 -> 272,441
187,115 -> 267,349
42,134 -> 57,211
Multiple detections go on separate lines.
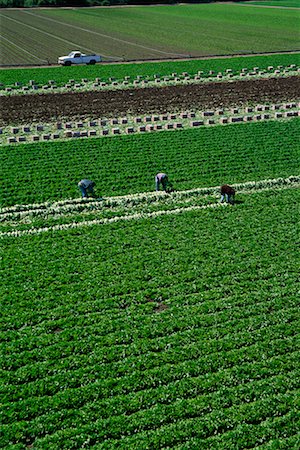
78,179 -> 96,198
155,172 -> 171,192
220,184 -> 235,204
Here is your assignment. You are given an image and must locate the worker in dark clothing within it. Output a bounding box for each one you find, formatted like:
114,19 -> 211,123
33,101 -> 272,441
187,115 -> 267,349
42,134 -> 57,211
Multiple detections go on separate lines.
155,173 -> 173,192
220,184 -> 235,204
78,179 -> 96,198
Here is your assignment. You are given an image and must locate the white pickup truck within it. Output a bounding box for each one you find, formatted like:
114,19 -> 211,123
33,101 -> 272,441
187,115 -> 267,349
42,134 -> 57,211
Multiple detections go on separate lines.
58,51 -> 102,66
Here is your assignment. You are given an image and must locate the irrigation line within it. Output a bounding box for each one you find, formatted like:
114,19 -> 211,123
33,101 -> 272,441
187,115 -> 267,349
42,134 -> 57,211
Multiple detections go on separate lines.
22,9 -> 189,58
0,35 -> 47,63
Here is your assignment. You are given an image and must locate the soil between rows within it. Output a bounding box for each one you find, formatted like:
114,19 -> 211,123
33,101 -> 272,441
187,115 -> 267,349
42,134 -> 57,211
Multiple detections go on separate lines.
1,76 -> 299,126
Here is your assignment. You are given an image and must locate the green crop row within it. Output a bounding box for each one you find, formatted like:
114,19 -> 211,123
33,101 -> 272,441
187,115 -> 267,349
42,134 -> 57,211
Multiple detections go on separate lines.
1,176 -> 299,235
2,286 -> 296,361
97,392 -> 298,449
245,0 -> 300,7
95,393 -> 299,449
1,242 -> 296,332
2,348 -> 298,426
1,339 -> 298,427
172,410 -> 300,449
1,187 -> 299,448
2,304 -> 297,389
0,119 -> 299,207
0,290 -> 295,372
5,391 -> 298,449
2,324 -> 298,422
1,53 -> 299,87
1,3 -> 299,66
1,66 -> 298,96
1,271 -> 296,353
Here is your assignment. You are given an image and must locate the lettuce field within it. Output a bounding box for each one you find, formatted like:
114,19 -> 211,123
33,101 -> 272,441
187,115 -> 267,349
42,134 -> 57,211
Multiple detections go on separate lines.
1,122 -> 299,448
1,37 -> 299,450
0,119 -> 299,207
1,186 -> 300,448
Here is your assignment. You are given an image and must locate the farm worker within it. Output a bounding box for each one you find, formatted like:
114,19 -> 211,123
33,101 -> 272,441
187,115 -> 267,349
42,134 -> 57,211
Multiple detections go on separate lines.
78,179 -> 96,198
220,184 -> 235,204
155,173 -> 171,192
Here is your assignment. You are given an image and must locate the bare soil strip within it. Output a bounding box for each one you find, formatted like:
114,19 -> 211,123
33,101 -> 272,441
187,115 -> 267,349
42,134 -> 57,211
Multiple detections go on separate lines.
1,76 -> 299,126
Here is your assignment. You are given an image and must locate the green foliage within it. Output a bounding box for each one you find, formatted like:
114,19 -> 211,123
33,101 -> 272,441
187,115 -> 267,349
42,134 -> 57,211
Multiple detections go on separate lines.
243,0 -> 300,7
0,119 -> 299,206
1,5 -> 299,64
0,1 -> 214,7
0,0 -> 180,6
0,0 -> 298,6
1,187 -> 299,447
1,1 -> 299,447
1,53 -> 299,87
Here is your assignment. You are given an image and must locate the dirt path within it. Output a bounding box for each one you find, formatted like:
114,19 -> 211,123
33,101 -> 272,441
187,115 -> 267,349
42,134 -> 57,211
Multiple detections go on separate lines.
1,50 -> 299,70
1,76 -> 299,126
